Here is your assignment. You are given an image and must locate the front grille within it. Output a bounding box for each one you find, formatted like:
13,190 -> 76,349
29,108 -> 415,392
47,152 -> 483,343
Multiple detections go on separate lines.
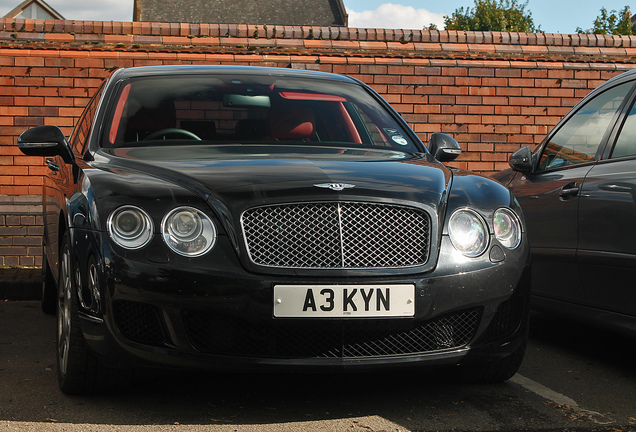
241,202 -> 430,269
183,308 -> 481,358
113,300 -> 166,346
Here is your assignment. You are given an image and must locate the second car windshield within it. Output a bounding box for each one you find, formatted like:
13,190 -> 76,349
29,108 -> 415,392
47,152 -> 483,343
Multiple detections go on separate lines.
104,75 -> 419,152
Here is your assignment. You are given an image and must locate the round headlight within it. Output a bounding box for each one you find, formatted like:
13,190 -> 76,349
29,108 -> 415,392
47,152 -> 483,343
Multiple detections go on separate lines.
494,208 -> 522,249
448,209 -> 489,257
108,206 -> 153,249
162,207 -> 216,257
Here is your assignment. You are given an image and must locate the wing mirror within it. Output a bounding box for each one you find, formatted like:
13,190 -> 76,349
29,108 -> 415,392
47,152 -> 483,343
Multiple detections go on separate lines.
509,145 -> 533,175
17,125 -> 74,164
428,133 -> 462,162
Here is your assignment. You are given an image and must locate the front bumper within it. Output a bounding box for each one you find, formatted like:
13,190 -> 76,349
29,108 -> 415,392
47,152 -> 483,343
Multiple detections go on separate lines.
75,230 -> 531,371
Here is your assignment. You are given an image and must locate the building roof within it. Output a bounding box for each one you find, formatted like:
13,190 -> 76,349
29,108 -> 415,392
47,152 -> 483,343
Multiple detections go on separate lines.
3,0 -> 64,19
133,0 -> 347,27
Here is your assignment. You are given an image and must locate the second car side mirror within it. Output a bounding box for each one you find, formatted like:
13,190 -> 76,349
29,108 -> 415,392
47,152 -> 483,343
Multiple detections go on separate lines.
428,133 -> 462,162
509,145 -> 533,175
17,125 -> 74,164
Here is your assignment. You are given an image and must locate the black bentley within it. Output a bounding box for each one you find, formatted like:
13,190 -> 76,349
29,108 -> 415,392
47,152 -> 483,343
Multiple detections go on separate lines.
18,65 -> 530,394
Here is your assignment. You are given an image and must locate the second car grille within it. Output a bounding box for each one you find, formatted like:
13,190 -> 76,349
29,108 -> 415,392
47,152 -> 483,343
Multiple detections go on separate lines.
241,202 -> 430,269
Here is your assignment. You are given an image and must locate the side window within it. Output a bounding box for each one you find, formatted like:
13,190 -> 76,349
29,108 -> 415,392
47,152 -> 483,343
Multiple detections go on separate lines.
612,97 -> 636,158
538,82 -> 632,171
69,84 -> 105,155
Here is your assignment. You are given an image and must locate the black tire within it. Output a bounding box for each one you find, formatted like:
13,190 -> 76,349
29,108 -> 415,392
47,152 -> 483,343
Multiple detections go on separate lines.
56,232 -> 131,394
453,333 -> 527,384
41,246 -> 57,315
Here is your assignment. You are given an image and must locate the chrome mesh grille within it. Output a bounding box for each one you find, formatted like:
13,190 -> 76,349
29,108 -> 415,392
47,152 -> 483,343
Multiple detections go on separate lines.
241,202 -> 430,269
183,308 -> 481,358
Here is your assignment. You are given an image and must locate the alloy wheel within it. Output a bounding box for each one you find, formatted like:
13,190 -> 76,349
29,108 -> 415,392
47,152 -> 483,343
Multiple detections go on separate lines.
57,241 -> 72,377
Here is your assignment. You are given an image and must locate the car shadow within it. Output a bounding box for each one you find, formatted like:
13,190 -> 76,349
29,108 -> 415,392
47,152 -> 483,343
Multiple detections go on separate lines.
527,310 -> 636,372
1,301 -> 608,431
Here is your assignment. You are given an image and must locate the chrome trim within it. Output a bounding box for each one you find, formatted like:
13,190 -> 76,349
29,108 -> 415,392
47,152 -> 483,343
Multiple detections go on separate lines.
314,183 -> 356,191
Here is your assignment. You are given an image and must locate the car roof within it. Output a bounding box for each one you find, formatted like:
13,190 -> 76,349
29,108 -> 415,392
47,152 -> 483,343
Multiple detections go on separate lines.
593,67 -> 636,92
115,65 -> 358,84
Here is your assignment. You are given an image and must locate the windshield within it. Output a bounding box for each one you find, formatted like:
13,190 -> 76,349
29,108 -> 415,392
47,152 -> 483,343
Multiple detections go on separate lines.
104,75 -> 420,153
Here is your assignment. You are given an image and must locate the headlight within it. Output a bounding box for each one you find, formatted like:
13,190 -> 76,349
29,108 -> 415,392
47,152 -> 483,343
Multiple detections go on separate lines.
493,208 -> 522,249
162,207 -> 216,257
448,209 -> 488,257
108,206 -> 153,249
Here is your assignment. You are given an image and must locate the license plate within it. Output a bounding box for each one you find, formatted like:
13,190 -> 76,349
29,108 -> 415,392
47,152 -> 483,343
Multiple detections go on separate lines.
273,284 -> 415,318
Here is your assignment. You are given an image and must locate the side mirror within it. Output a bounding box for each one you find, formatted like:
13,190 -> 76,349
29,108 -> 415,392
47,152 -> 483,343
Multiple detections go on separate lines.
509,145 -> 533,175
17,125 -> 74,164
428,133 -> 462,162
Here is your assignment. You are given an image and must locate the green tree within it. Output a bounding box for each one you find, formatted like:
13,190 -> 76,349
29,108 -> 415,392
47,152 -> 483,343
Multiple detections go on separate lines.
577,6 -> 636,35
444,0 -> 537,32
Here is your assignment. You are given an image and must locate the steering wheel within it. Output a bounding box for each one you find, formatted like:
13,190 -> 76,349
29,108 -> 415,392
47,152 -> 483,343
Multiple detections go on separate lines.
144,128 -> 202,141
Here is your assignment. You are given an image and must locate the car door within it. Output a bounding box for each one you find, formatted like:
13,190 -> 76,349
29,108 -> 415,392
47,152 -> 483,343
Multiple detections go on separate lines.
578,85 -> 636,316
507,81 -> 634,303
44,85 -> 104,281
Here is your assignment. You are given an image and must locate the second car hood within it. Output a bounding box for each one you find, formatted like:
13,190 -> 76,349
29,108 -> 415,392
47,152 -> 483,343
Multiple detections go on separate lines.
97,144 -> 451,212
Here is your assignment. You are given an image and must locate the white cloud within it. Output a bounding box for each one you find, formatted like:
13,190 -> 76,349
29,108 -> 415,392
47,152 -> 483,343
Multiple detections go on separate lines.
48,0 -> 132,21
347,3 -> 445,30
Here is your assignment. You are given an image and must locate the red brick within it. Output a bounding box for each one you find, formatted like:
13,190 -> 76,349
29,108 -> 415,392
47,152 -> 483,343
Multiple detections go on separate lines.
482,115 -> 509,124
26,67 -> 59,77
13,176 -> 42,185
30,87 -> 60,97
0,104 -> 29,118
14,96 -> 44,106
387,65 -> 414,75
482,96 -> 509,105
456,77 -> 482,86
548,88 -> 576,98
482,77 -> 508,87
495,69 -> 521,78
521,88 -> 548,97
74,78 -> 103,88
14,77 -> 44,86
456,115 -> 482,124
0,186 -> 29,195
547,69 -> 575,80
15,57 -> 45,67
0,25 -> 633,205
509,78 -> 535,87
469,87 -> 496,96
45,77 -> 73,87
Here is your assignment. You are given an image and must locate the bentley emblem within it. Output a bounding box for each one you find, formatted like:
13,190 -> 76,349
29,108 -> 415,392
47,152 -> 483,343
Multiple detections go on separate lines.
314,183 -> 356,191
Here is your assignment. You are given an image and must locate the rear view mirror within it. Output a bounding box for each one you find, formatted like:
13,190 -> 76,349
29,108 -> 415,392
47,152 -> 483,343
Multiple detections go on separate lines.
17,125 -> 74,164
428,133 -> 462,162
509,146 -> 533,175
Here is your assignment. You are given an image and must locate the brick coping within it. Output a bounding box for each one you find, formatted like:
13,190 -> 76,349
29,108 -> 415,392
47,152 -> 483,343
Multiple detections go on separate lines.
2,18 -> 636,62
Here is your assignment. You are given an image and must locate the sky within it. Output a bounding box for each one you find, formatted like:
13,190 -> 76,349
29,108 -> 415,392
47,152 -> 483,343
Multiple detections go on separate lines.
0,0 -> 633,34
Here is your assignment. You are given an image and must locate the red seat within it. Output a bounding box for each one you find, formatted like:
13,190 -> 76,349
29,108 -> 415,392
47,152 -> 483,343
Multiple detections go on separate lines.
269,106 -> 315,140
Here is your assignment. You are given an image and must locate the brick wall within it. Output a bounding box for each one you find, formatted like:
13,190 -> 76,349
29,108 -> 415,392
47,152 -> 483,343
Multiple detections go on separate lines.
0,195 -> 43,267
1,17 -> 636,267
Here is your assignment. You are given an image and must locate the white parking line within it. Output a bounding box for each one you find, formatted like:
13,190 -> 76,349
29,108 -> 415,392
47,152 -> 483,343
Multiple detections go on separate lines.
511,374 -> 612,425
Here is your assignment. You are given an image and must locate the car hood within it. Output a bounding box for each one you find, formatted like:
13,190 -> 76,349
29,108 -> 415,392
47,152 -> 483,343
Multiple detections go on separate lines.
95,144 -> 452,242
98,144 -> 450,202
